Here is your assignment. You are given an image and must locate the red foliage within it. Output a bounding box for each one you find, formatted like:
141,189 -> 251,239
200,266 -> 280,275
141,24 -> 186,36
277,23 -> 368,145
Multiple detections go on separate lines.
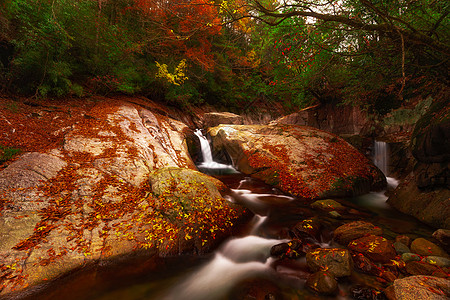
131,0 -> 221,71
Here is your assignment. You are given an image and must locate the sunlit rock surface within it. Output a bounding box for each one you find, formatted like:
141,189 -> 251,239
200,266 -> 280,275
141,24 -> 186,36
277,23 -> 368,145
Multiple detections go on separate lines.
209,124 -> 385,199
0,101 -> 245,297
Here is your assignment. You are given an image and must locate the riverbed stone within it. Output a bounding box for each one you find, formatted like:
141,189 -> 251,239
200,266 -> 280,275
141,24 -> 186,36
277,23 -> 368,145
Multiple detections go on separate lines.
311,199 -> 346,212
393,241 -> 411,255
432,229 -> 450,248
333,221 -> 383,246
208,124 -> 385,199
348,235 -> 396,263
291,218 -> 321,239
401,253 -> 421,262
387,275 -> 450,300
405,261 -> 440,276
306,271 -> 338,295
306,248 -> 353,277
270,242 -> 290,257
410,238 -> 449,258
351,252 -> 381,276
422,256 -> 450,268
395,235 -> 412,247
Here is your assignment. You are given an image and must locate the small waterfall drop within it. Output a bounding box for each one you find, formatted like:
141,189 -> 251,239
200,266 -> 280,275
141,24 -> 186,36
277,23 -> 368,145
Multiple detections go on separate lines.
373,140 -> 399,189
194,129 -> 237,173
194,129 -> 213,163
374,141 -> 388,176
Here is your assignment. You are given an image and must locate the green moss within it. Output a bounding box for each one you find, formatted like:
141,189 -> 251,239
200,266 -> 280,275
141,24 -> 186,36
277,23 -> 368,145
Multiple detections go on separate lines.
383,97 -> 433,126
0,146 -> 21,165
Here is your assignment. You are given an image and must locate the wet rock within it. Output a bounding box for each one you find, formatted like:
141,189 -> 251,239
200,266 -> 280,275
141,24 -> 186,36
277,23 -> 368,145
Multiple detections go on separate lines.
410,238 -> 449,258
432,229 -> 450,248
387,275 -> 450,300
306,271 -> 338,295
393,242 -> 410,255
311,199 -> 346,212
379,270 -> 397,283
291,218 -> 321,239
348,235 -> 396,263
405,261 -> 440,276
351,286 -> 387,300
422,256 -> 450,268
328,211 -> 342,219
351,253 -> 382,276
387,173 -> 450,229
203,112 -> 244,128
333,221 -> 383,246
270,240 -> 304,259
270,242 -> 290,257
395,235 -> 412,247
306,248 -> 353,277
401,252 -> 421,262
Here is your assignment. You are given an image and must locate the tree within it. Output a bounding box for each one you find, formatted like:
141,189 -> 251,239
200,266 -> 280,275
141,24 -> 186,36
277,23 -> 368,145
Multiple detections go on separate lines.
221,0 -> 449,112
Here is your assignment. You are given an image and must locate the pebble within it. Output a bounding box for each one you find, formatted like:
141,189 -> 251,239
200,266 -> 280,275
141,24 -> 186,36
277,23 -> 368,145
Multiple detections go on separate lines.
393,241 -> 410,254
401,252 -> 421,262
422,256 -> 450,268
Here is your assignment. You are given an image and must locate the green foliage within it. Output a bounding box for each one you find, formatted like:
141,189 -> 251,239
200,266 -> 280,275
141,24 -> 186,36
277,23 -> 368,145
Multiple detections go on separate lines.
0,145 -> 21,164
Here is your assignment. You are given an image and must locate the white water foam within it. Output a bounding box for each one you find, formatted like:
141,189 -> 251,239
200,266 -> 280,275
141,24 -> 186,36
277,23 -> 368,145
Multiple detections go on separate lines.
163,236 -> 283,300
194,129 -> 236,171
387,177 -> 399,189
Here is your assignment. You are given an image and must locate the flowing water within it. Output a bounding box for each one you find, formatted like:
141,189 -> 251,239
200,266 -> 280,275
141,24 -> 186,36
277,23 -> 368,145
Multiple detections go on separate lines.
29,134 -> 434,300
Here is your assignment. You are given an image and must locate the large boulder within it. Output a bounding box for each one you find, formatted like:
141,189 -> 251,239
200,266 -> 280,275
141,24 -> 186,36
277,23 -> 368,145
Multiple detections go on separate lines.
387,173 -> 450,229
203,112 -> 244,128
208,124 -> 385,199
388,98 -> 450,229
0,101 -> 245,297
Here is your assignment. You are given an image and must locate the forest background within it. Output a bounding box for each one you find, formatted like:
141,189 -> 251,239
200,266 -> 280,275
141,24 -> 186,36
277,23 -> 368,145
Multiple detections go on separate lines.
0,0 -> 448,115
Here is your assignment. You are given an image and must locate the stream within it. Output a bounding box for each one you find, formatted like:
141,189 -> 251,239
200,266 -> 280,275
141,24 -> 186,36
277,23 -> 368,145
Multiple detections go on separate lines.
81,135 -> 434,300
13,134 -> 434,300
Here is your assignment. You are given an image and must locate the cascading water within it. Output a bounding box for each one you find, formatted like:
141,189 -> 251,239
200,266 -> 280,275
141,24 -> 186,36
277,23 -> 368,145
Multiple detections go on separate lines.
161,134 -> 297,300
194,129 -> 237,174
373,140 -> 399,189
373,141 -> 388,176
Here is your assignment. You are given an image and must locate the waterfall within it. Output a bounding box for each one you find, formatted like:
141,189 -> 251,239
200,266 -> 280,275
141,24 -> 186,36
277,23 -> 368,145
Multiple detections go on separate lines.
374,141 -> 388,176
373,140 -> 399,189
194,129 -> 213,163
194,129 -> 237,173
